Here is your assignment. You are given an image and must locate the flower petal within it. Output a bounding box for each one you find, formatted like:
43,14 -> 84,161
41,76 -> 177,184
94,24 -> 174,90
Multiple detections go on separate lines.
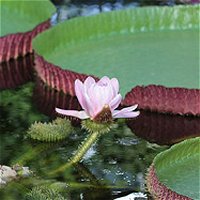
109,94 -> 122,111
55,108 -> 89,119
97,76 -> 110,86
82,92 -> 96,117
112,105 -> 139,118
84,76 -> 96,92
75,78 -> 96,117
89,84 -> 106,115
104,81 -> 114,103
75,79 -> 88,111
110,78 -> 119,95
113,111 -> 140,118
117,105 -> 138,113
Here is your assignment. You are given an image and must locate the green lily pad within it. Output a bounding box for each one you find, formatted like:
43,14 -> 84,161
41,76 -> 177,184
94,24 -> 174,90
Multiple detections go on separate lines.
0,0 -> 55,37
33,5 -> 199,96
154,137 -> 200,199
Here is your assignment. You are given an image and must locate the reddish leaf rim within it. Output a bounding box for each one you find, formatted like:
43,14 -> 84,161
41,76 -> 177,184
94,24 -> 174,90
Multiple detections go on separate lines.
0,20 -> 51,63
34,55 -> 200,117
0,20 -> 51,89
146,164 -> 192,200
34,54 -> 98,96
123,85 -> 200,116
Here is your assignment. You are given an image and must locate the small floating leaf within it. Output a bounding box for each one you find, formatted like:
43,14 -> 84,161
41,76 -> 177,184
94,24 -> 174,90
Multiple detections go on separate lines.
146,137 -> 200,199
27,118 -> 73,142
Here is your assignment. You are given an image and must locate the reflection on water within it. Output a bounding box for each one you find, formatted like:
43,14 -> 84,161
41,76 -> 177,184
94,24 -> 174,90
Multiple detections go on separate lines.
33,78 -> 81,119
0,54 -> 34,89
127,110 -> 200,145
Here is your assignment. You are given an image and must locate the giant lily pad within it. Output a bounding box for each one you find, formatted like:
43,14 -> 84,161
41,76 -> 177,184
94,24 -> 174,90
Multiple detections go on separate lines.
33,5 -> 199,97
146,137 -> 200,199
0,0 -> 55,37
0,0 -> 55,89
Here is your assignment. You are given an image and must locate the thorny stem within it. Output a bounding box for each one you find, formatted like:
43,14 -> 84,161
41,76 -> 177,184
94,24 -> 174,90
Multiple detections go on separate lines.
69,131 -> 99,165
50,131 -> 101,175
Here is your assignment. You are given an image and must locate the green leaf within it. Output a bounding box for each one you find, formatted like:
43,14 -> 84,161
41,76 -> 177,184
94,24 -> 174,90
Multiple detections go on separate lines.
0,0 -> 56,37
25,186 -> 66,200
27,118 -> 73,142
33,5 -> 199,96
154,137 -> 200,199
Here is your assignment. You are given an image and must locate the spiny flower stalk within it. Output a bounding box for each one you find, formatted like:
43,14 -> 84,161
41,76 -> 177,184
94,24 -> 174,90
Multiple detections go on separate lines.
52,76 -> 139,173
69,131 -> 100,165
70,119 -> 116,164
27,118 -> 73,142
52,121 -> 116,174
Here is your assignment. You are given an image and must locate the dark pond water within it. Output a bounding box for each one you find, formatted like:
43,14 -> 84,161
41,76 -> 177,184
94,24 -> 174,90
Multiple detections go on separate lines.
0,83 -> 162,199
1,83 -> 199,199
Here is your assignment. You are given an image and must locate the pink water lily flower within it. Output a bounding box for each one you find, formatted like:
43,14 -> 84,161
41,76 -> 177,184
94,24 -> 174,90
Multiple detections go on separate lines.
56,76 -> 139,123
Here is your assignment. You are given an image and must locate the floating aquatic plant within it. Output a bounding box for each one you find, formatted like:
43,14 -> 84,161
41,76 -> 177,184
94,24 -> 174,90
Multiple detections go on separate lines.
27,118 -> 73,142
32,5 -> 199,117
34,55 -> 94,97
146,137 -> 199,199
1,1 -> 55,38
0,21 -> 50,63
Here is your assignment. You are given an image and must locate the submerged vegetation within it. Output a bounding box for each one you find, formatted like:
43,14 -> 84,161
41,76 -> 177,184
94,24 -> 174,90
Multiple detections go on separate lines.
26,186 -> 66,200
0,83 -> 48,133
